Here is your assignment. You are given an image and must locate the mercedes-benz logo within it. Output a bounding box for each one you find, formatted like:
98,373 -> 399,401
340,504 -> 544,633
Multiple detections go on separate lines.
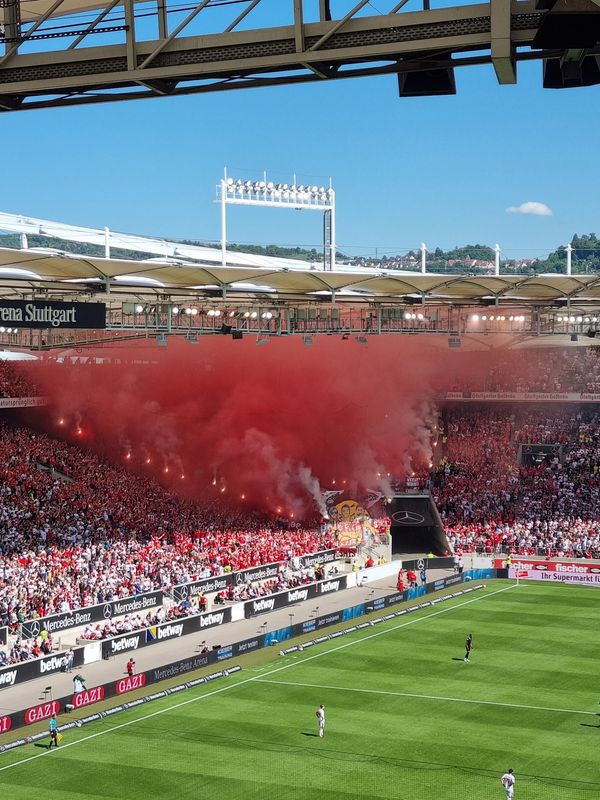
417,559 -> 425,570
29,621 -> 41,637
235,571 -> 245,585
179,585 -> 189,600
102,603 -> 113,619
392,510 -> 425,525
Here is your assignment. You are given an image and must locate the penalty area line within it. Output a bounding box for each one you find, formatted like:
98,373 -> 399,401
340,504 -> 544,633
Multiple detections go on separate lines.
255,678 -> 598,717
0,582 -> 515,774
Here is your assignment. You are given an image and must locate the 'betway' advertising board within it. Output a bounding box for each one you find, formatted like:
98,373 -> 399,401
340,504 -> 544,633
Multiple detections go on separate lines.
101,608 -> 232,658
244,575 -> 347,618
21,590 -> 164,639
0,646 -> 85,691
509,560 -> 600,586
0,299 -> 106,329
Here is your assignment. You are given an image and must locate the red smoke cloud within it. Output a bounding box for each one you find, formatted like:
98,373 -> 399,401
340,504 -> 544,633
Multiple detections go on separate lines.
32,336 -> 460,517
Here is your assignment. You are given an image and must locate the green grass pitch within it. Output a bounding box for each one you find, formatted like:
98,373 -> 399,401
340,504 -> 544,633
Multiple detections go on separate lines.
1,581 -> 598,799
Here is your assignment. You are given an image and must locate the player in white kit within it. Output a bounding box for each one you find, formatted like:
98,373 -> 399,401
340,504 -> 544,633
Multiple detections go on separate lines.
316,704 -> 325,738
501,769 -> 515,798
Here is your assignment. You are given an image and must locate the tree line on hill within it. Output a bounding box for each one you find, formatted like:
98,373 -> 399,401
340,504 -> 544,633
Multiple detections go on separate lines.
0,232 -> 599,274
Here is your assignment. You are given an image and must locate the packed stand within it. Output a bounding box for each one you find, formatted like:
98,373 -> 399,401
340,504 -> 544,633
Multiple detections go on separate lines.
435,408 -> 600,558
0,424 -> 337,644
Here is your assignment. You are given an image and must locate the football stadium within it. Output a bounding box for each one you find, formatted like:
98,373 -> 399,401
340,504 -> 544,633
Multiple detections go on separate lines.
1,1 -> 600,799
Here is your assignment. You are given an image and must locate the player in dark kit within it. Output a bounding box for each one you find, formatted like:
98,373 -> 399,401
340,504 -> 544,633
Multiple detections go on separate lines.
464,633 -> 473,662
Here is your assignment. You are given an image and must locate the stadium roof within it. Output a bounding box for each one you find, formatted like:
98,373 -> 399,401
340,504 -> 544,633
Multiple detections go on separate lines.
1,245 -> 600,305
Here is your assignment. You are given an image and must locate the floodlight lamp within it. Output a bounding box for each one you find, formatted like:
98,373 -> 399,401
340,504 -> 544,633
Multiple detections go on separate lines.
481,315 -> 487,320
135,304 -> 144,313
243,311 -> 250,318
227,178 -> 233,185
250,311 -> 258,319
417,313 -> 424,320
172,307 -> 179,315
267,182 -> 274,190
191,308 -> 198,316
593,317 -> 598,323
557,316 -> 563,322
259,181 -> 266,189
207,309 -> 215,317
0,327 -> 5,333
282,183 -> 289,190
404,312 -> 411,320
298,184 -> 304,192
185,307 -> 192,315
489,315 -> 495,321
214,310 -> 221,317
472,314 -> 479,321
577,316 -> 583,323
584,317 -> 590,323
569,316 -> 575,323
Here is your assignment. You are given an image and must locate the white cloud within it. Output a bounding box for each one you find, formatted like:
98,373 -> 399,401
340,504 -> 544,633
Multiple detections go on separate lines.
506,201 -> 553,217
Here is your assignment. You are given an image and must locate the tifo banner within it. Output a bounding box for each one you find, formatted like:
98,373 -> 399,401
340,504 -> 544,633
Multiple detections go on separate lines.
0,299 -> 106,329
21,591 -> 164,639
509,560 -> 600,586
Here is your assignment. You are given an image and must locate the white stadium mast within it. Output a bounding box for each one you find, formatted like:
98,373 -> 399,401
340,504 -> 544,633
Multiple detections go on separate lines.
217,169 -> 336,271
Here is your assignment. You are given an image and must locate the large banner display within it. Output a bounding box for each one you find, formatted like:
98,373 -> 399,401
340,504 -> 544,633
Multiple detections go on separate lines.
0,299 -> 106,329
509,560 -> 600,586
21,591 -> 164,640
325,500 -> 384,547
0,397 -> 48,409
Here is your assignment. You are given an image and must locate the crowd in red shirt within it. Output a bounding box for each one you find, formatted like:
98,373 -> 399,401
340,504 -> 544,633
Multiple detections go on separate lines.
435,408 -> 600,558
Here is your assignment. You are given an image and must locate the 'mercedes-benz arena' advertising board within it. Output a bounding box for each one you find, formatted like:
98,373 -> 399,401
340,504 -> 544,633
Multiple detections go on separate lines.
509,560 -> 600,586
0,299 -> 106,329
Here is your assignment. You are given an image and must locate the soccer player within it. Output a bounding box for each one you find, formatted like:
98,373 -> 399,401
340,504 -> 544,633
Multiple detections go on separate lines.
464,633 -> 473,662
316,704 -> 325,738
501,769 -> 515,798
49,714 -> 59,749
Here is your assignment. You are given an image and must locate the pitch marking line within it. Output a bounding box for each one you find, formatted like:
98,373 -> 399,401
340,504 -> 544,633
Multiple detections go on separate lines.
255,678 -> 598,717
0,583 -> 515,774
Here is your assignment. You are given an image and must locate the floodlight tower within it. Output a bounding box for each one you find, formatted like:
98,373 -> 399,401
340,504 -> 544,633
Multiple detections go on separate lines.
217,168 -> 336,270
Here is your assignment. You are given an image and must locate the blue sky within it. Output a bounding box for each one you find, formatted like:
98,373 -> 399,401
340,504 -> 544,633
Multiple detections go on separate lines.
2,14 -> 599,259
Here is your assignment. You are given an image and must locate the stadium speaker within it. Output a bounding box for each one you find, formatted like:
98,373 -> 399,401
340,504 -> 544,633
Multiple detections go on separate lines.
571,333 -> 579,342
533,0 -> 600,48
543,55 -> 600,88
231,330 -> 243,340
398,63 -> 456,97
586,329 -> 597,338
220,323 -> 233,335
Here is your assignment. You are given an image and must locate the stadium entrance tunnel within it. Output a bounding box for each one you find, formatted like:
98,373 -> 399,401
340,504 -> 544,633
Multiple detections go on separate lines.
388,495 -> 450,556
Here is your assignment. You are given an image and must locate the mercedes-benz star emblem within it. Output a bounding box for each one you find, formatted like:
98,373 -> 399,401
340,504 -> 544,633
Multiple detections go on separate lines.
392,510 -> 425,525
236,572 -> 245,585
29,621 -> 41,637
179,585 -> 189,599
103,603 -> 113,619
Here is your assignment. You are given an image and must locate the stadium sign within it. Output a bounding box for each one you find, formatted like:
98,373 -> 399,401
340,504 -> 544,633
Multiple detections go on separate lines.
298,549 -> 338,569
509,560 -> 600,586
243,576 -> 348,618
21,590 -> 164,639
171,552 -> 339,602
171,573 -> 233,602
0,299 -> 106,329
0,626 -> 7,645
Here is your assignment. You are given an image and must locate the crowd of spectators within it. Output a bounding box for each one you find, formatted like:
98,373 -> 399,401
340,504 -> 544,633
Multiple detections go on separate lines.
436,408 -> 600,558
0,424 -> 336,635
0,361 -> 39,398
